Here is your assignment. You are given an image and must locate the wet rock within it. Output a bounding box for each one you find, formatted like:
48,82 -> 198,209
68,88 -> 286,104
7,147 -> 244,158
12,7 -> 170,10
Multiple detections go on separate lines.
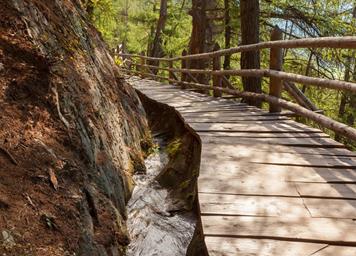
126,93 -> 207,256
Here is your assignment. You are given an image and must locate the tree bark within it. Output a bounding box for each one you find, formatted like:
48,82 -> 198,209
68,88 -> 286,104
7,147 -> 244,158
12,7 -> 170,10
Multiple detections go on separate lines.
240,0 -> 262,107
86,0 -> 94,20
336,5 -> 356,142
189,0 -> 209,85
223,0 -> 231,71
148,0 -> 168,73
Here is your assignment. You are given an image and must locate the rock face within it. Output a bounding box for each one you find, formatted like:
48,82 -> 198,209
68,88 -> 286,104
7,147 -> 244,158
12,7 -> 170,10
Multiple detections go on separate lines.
126,91 -> 207,256
0,0 -> 150,255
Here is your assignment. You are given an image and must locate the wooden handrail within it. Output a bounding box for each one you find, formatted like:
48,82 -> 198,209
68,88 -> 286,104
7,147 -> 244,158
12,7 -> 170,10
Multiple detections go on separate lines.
121,67 -> 356,141
119,36 -> 356,61
119,32 -> 356,141
129,63 -> 356,93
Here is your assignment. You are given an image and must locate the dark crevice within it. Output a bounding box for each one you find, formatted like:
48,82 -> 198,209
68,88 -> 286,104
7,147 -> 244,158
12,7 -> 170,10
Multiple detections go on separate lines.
83,187 -> 99,227
125,90 -> 208,256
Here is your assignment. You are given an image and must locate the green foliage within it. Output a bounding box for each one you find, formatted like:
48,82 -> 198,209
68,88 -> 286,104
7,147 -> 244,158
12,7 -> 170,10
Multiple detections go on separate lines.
91,0 -> 355,145
91,0 -> 191,55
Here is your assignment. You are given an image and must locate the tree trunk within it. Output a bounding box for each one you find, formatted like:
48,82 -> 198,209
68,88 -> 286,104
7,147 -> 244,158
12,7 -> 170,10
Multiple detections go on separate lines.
86,0 -> 94,20
223,0 -> 231,71
240,0 -> 262,107
336,5 -> 356,142
148,0 -> 168,73
189,0 -> 209,85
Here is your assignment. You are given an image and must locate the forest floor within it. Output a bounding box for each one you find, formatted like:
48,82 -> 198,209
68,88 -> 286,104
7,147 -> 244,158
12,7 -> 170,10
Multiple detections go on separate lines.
0,2 -> 87,255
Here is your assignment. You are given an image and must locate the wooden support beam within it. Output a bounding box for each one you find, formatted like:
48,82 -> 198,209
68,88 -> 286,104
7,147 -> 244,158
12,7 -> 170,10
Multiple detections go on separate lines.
168,54 -> 174,85
269,27 -> 283,113
212,43 -> 223,97
139,51 -> 146,78
180,49 -> 188,89
222,76 -> 236,90
284,81 -> 319,111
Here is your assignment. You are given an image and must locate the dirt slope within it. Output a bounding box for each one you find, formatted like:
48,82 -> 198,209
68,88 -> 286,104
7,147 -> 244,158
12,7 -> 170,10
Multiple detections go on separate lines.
0,0 -> 150,255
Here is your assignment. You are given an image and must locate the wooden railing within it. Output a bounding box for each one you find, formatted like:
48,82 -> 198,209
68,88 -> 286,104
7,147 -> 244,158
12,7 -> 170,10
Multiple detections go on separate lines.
118,28 -> 356,141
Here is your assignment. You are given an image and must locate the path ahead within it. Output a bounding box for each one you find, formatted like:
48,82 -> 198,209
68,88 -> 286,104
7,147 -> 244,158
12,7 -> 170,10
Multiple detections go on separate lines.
128,77 -> 356,256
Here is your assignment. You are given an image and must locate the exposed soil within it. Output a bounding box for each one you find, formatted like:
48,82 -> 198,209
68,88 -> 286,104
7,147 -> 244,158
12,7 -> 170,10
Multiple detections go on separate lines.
0,2 -> 86,255
0,1 -> 149,255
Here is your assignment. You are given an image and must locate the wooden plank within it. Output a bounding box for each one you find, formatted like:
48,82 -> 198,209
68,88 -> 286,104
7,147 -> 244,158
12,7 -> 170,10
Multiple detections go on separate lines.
313,245 -> 356,255
183,111 -> 277,118
201,143 -> 356,157
200,136 -> 345,147
198,175 -> 299,196
303,198 -> 356,218
205,237 -> 327,256
202,215 -> 356,244
199,194 -> 310,217
295,183 -> 356,199
198,131 -> 329,138
199,160 -> 356,184
190,122 -> 322,133
147,99 -> 243,108
183,116 -> 290,122
284,168 -> 356,183
181,110 -> 284,116
145,96 -> 213,103
178,105 -> 255,112
201,149 -> 356,168
199,132 -> 329,139
174,101 -> 253,109
181,108 -> 264,115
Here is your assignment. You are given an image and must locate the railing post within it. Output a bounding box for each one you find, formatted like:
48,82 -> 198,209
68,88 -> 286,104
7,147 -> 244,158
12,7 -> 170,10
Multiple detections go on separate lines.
168,54 -> 174,84
269,26 -> 283,113
139,51 -> 146,78
212,43 -> 222,97
180,49 -> 188,89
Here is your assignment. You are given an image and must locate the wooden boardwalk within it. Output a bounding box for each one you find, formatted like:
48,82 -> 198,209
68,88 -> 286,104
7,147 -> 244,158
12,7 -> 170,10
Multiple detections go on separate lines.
128,77 -> 356,256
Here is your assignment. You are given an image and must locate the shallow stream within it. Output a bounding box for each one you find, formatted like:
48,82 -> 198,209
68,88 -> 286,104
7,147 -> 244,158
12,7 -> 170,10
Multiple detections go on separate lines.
126,137 -> 196,256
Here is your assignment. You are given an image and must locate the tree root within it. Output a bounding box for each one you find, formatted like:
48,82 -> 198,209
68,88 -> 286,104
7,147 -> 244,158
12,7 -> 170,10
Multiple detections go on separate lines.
0,146 -> 18,165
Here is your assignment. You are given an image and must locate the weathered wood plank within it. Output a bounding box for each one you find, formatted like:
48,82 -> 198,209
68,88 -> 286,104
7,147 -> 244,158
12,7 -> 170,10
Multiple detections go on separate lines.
199,194 -> 310,217
184,116 -> 290,122
295,183 -> 356,199
201,149 -> 356,168
202,215 -> 356,244
199,161 -> 356,183
190,122 -> 322,133
313,245 -> 356,255
303,198 -> 356,218
198,131 -> 329,138
198,175 -> 299,196
205,237 -> 327,256
200,136 -> 345,147
201,143 -> 356,157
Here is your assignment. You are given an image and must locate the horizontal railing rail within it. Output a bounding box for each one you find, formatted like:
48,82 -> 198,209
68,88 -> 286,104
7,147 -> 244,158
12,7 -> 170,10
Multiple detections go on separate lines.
118,28 -> 356,142
119,36 -> 356,61
126,62 -> 356,92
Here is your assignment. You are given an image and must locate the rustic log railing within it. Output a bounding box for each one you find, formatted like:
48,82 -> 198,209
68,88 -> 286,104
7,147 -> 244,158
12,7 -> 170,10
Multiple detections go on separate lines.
118,28 -> 356,141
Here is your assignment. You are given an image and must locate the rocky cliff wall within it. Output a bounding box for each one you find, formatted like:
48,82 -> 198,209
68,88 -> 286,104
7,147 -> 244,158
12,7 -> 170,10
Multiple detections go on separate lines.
0,0 -> 150,255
